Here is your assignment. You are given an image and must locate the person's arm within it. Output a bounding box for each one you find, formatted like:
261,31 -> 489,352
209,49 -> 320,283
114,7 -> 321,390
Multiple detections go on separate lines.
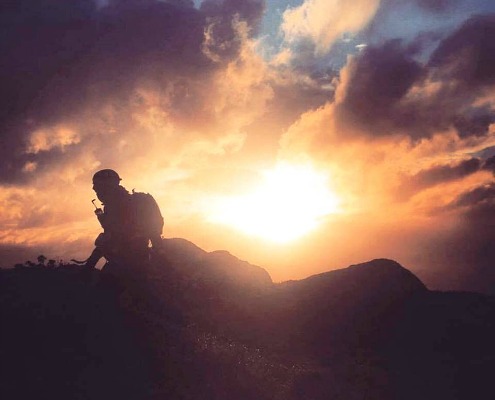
96,208 -> 111,230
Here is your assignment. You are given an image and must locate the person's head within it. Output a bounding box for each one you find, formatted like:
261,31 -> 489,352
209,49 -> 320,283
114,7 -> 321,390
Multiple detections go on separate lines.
92,169 -> 121,203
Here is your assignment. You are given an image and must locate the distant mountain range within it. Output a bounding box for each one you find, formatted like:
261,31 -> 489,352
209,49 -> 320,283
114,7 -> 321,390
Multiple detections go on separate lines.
1,238 -> 494,400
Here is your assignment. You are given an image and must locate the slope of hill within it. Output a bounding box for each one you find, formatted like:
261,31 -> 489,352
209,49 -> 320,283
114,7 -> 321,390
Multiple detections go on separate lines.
1,238 -> 494,399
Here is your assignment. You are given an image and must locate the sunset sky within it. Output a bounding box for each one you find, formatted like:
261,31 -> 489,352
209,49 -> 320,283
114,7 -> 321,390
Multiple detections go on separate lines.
1,0 -> 495,293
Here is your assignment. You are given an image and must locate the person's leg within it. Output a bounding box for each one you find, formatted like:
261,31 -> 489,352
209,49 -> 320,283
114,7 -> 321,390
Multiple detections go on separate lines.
84,247 -> 104,269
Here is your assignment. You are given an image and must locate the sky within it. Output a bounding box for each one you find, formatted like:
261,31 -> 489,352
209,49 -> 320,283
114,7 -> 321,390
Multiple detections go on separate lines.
1,0 -> 495,293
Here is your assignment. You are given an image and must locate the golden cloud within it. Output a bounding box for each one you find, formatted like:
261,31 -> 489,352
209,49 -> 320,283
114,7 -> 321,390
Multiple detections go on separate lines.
26,126 -> 81,154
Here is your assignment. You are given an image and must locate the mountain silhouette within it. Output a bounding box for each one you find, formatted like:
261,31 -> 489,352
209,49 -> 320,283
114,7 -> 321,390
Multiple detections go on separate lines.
1,238 -> 494,400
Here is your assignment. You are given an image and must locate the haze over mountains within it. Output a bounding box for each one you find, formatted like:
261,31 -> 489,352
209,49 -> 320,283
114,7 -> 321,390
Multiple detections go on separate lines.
2,238 -> 494,399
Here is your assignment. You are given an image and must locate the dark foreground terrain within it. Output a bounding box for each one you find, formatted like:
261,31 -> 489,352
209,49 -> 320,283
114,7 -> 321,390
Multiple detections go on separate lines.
1,238 -> 495,399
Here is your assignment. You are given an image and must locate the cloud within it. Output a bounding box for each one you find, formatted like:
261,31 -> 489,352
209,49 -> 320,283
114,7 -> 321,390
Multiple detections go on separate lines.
0,0 -> 198,180
414,0 -> 462,13
398,158 -> 483,199
0,0 -> 268,184
26,126 -> 81,154
429,14 -> 495,88
327,15 -> 495,141
280,0 -> 380,54
335,39 -> 424,137
449,182 -> 495,210
482,155 -> 495,174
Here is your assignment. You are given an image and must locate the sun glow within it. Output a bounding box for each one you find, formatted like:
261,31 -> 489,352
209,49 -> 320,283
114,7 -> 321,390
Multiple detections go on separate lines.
210,163 -> 340,243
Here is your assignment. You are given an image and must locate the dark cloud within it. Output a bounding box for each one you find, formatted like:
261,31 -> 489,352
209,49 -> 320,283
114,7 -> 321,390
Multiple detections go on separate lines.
482,155 -> 495,174
0,0 -> 264,184
414,0 -> 461,13
429,14 -> 495,88
399,158 -> 481,199
450,182 -> 495,210
336,15 -> 495,141
0,0 -> 98,177
336,39 -> 424,136
453,107 -> 495,138
0,0 -> 201,182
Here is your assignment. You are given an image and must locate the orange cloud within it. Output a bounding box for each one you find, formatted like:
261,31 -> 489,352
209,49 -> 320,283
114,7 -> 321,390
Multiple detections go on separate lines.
26,126 -> 81,154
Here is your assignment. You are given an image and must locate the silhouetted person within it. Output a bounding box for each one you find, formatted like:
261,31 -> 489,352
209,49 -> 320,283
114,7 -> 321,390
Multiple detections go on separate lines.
83,169 -> 164,271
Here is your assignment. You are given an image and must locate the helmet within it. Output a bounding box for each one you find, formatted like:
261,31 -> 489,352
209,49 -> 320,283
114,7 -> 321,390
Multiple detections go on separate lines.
92,169 -> 121,185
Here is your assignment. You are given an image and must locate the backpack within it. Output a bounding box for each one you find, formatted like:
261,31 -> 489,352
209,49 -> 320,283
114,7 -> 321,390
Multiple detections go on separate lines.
131,191 -> 164,240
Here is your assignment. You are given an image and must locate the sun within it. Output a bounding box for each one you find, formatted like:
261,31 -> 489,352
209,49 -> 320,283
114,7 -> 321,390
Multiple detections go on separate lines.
210,162 -> 341,243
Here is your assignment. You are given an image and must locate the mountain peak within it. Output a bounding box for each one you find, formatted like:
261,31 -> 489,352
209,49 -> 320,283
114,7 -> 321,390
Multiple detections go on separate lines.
347,258 -> 428,292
